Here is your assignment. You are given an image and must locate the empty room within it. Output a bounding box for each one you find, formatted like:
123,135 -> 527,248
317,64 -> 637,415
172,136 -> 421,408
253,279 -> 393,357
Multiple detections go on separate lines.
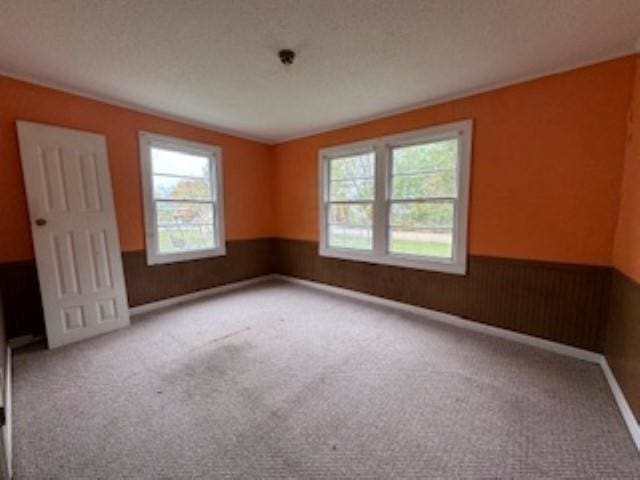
0,1 -> 639,478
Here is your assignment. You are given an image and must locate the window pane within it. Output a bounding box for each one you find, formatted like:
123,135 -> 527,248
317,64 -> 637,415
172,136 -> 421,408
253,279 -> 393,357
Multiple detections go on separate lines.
328,203 -> 373,250
153,175 -> 211,201
391,139 -> 457,199
329,152 -> 374,201
156,200 -> 216,253
156,201 -> 214,226
158,225 -> 215,254
389,201 -> 453,258
151,147 -> 210,178
330,178 -> 374,201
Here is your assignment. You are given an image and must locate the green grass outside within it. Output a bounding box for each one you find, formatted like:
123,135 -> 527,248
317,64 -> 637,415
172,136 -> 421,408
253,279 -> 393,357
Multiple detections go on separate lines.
158,227 -> 451,258
390,238 -> 451,257
158,227 -> 214,253
330,235 -> 451,258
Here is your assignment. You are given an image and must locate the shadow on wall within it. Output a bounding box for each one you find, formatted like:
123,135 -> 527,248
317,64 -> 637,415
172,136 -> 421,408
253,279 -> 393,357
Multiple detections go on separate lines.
0,261 -> 43,338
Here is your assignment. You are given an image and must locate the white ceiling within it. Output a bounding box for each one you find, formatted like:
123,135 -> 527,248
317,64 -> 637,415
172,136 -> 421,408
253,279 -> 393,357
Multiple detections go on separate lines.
0,1 -> 639,143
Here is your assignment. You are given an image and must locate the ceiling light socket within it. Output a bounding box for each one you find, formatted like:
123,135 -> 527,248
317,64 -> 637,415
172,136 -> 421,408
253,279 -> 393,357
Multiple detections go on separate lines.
278,49 -> 295,65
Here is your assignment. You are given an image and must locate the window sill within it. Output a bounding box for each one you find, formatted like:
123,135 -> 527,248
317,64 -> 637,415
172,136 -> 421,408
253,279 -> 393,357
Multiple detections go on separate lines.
318,246 -> 467,275
146,245 -> 226,266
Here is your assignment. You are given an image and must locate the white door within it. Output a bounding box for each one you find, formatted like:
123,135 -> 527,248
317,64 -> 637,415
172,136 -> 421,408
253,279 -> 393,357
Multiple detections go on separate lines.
17,121 -> 130,348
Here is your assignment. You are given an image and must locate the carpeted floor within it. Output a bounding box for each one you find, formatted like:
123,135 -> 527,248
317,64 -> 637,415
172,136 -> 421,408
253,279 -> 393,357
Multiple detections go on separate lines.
12,280 -> 640,479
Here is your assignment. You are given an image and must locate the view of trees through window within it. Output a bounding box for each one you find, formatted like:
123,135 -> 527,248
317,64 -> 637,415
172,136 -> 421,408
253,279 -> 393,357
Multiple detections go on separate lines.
326,139 -> 458,258
151,147 -> 217,254
327,152 -> 374,250
390,139 -> 457,257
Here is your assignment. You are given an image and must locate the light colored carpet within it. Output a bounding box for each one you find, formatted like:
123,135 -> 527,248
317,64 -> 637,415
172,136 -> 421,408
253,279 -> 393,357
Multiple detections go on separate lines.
12,280 -> 640,479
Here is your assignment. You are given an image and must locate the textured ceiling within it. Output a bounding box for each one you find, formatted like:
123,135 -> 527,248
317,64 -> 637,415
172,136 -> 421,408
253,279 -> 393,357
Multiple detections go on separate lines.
0,0 -> 639,143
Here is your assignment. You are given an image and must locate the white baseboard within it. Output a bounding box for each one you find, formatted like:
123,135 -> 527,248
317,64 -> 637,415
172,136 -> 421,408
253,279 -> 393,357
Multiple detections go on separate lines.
273,275 -> 601,363
92,272 -> 640,451
3,346 -> 12,479
129,275 -> 273,316
7,335 -> 42,350
600,357 -> 640,450
273,274 -> 639,450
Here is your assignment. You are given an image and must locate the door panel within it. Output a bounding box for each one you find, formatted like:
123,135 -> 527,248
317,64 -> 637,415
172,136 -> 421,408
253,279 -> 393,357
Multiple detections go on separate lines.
88,230 -> 114,291
51,232 -> 81,297
17,121 -> 130,348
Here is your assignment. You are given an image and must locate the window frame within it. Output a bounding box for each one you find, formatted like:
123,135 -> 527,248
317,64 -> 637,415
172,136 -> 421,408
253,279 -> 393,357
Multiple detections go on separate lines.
323,142 -> 377,253
139,131 -> 226,266
318,119 -> 472,275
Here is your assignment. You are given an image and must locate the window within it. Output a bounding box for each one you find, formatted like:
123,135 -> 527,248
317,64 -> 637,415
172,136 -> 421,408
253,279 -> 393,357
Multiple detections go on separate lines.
139,132 -> 225,265
319,120 -> 472,274
326,151 -> 375,251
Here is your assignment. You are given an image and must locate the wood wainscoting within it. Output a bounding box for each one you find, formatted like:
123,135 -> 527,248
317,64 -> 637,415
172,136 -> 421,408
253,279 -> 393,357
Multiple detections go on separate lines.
606,270 -> 640,421
272,239 -> 611,352
122,238 -> 274,307
0,237 -> 616,354
0,238 -> 274,338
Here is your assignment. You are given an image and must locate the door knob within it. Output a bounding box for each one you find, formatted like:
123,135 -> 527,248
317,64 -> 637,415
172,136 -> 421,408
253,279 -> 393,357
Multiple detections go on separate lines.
35,218 -> 47,226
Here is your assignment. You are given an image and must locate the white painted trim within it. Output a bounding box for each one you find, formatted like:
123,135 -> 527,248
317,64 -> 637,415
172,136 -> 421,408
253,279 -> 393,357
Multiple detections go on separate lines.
276,50 -> 638,144
129,275 -> 272,316
600,357 -> 640,450
0,68 -> 271,145
319,120 -> 472,275
7,335 -> 42,350
3,346 -> 12,480
274,274 -> 600,362
138,131 -> 226,266
5,275 -> 639,450
273,274 -> 640,450
1,51 -> 636,145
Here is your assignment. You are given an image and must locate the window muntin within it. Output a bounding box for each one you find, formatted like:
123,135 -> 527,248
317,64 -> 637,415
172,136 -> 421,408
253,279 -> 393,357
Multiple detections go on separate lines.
319,120 -> 471,274
140,133 -> 225,265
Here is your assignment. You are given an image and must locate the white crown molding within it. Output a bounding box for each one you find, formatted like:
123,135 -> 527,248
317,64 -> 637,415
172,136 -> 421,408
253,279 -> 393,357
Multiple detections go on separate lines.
1,50 -> 637,146
0,68 -> 272,145
275,48 -> 638,144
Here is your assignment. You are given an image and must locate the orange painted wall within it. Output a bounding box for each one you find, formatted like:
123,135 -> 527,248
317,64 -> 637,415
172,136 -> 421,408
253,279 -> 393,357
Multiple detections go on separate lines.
1,55 -> 637,267
272,56 -> 636,266
613,56 -> 640,282
0,75 -> 273,262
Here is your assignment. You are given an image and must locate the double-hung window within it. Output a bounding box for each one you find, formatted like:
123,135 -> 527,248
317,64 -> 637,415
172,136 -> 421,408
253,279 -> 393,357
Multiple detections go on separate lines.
139,132 -> 225,265
319,120 -> 472,274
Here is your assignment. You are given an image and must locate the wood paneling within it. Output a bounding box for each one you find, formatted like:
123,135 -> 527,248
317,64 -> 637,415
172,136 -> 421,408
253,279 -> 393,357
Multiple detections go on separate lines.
0,239 -> 274,338
122,239 -> 274,306
0,237 -> 617,357
273,239 -> 611,352
606,270 -> 640,421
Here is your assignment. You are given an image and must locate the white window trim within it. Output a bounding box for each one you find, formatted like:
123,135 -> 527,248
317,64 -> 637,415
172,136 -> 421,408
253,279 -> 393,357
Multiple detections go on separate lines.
318,119 -> 472,275
139,131 -> 226,265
